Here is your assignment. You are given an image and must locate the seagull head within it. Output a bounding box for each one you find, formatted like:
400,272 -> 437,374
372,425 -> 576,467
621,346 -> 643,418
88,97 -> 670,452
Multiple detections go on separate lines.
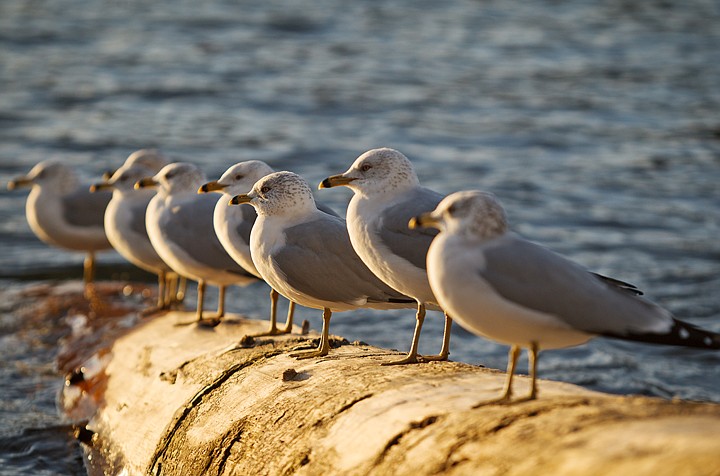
319,147 -> 419,197
410,190 -> 508,240
124,149 -> 169,172
198,160 -> 275,196
230,171 -> 317,217
8,160 -> 78,194
135,162 -> 206,197
92,164 -> 156,193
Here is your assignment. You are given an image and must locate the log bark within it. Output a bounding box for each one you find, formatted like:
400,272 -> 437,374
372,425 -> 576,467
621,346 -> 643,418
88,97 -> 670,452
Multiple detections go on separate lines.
56,304 -> 720,476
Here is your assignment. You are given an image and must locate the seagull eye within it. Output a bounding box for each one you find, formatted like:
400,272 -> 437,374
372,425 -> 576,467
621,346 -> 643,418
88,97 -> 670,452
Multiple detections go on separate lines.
165,172 -> 175,180
447,204 -> 457,215
235,174 -> 243,180
260,186 -> 271,194
360,164 -> 372,172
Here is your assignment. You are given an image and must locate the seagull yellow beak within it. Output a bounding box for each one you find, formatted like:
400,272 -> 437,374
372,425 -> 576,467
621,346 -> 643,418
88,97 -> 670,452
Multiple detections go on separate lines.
198,181 -> 227,194
89,182 -> 113,192
229,194 -> 252,205
135,177 -> 158,189
408,212 -> 441,230
319,174 -> 356,190
7,176 -> 33,191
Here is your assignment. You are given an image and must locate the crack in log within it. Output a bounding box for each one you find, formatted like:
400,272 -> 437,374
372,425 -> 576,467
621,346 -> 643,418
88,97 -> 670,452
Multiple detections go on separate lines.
375,415 -> 440,465
212,427 -> 244,476
148,349 -> 286,475
486,398 -> 592,434
335,393 -> 374,416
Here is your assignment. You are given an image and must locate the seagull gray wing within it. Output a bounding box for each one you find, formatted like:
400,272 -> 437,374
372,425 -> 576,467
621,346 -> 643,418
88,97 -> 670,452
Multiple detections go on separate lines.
316,201 -> 340,218
273,214 -> 408,306
478,235 -> 672,336
233,205 -> 257,246
164,196 -> 254,277
128,199 -> 151,238
62,187 -> 111,228
377,187 -> 442,270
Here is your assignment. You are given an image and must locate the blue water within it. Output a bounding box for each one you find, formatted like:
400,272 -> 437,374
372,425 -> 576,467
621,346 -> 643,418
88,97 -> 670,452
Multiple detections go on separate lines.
1,0 -> 719,473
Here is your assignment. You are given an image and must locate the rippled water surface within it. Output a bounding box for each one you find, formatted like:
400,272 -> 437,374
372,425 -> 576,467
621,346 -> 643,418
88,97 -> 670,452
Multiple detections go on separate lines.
1,0 -> 720,473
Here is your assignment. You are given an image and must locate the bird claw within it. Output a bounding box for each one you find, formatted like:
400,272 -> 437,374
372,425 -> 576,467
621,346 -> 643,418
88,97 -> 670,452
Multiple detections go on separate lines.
381,353 -> 424,366
289,349 -> 328,360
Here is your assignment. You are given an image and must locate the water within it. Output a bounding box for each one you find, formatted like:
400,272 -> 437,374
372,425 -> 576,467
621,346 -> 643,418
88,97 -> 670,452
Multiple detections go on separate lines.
1,0 -> 719,473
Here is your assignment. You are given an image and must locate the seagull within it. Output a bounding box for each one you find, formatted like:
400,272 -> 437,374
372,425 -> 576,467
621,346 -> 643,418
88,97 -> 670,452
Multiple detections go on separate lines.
319,147 -> 452,365
136,163 -> 257,326
91,163 -> 177,314
7,160 -> 112,290
230,171 -> 414,359
198,160 -> 339,336
411,190 -> 720,402
102,148 -> 169,181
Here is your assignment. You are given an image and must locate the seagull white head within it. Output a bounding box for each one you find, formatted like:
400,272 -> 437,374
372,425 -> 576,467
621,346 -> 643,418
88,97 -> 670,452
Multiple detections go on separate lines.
124,149 -> 168,172
410,190 -> 508,240
319,147 -> 420,197
91,164 -> 157,194
8,160 -> 78,194
198,160 -> 275,196
230,171 -> 317,217
135,162 -> 207,197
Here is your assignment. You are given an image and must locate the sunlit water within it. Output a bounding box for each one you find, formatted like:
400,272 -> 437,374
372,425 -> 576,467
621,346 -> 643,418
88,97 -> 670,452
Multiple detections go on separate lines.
1,0 -> 719,473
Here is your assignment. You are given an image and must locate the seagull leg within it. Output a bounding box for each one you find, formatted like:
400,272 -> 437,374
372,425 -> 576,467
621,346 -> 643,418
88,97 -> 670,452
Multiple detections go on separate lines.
83,252 -> 96,299
199,285 -> 224,327
420,313 -> 453,361
83,252 -> 96,284
282,301 -> 296,334
141,271 -> 168,317
525,342 -> 540,401
252,289 -> 295,337
383,302 -> 425,366
157,271 -> 166,308
475,345 -> 521,406
195,279 -> 206,322
290,308 -> 331,359
176,276 -> 187,303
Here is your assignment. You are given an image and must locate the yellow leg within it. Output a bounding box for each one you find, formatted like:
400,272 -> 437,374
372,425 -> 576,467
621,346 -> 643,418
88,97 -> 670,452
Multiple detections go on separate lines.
176,277 -> 187,303
198,285 -> 224,327
527,342 -> 539,401
83,252 -> 96,299
83,252 -> 95,284
282,301 -> 296,333
253,289 -> 295,337
216,285 -> 226,318
500,345 -> 521,401
195,280 -> 206,322
475,345 -> 521,407
141,271 -> 168,317
383,302 -> 424,366
421,313 -> 452,361
290,308 -> 331,359
157,271 -> 166,308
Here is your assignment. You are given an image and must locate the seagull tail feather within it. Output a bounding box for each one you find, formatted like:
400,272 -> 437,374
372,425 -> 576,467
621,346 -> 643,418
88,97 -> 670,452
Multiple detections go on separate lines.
606,319 -> 720,350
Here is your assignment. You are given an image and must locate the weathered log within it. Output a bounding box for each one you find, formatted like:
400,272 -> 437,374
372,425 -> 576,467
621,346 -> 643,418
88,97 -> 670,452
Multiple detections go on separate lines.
59,306 -> 720,476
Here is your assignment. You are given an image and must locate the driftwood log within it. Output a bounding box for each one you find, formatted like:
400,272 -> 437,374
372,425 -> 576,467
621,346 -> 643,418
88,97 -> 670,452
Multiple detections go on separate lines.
49,287 -> 720,476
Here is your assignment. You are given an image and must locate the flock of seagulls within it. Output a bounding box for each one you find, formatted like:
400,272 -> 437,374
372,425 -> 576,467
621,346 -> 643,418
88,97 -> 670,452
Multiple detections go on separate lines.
8,147 -> 720,402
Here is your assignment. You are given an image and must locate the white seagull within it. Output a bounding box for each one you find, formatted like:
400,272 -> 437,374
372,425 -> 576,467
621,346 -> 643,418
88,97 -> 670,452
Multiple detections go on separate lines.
8,160 -> 112,290
198,160 -> 339,336
91,163 -> 177,313
136,163 -> 257,326
102,148 -> 169,181
411,190 -> 720,402
230,171 -> 414,359
319,148 -> 452,365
